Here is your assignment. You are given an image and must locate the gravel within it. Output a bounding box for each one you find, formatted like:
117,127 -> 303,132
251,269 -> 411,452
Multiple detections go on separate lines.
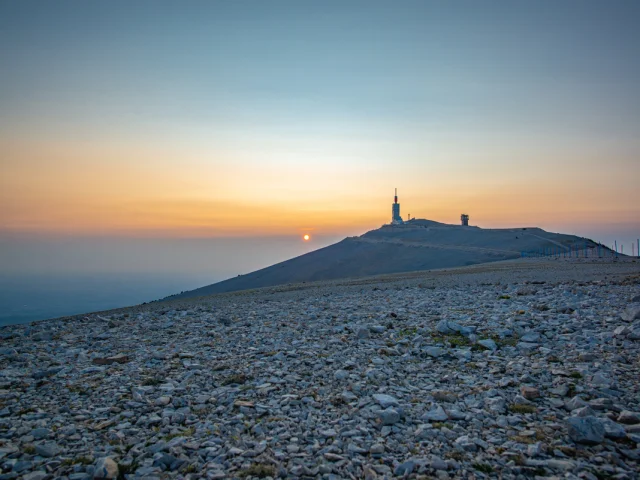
0,257 -> 639,478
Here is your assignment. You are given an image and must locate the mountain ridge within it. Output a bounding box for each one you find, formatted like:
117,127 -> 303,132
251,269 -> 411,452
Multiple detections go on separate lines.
164,219 -> 603,300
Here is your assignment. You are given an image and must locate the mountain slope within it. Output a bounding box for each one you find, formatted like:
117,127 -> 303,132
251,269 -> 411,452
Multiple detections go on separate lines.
166,219 -> 601,299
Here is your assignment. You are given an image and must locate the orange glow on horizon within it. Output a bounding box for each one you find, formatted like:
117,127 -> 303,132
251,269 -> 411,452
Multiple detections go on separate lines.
1,134 -> 638,239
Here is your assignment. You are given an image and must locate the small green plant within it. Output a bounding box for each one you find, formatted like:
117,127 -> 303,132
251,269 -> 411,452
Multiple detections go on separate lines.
569,371 -> 583,379
509,435 -> 536,444
182,464 -> 198,474
397,327 -> 418,339
238,463 -> 276,478
61,456 -> 93,466
221,373 -> 250,385
163,427 -> 195,441
492,335 -> 518,347
509,404 -> 536,414
445,451 -> 465,461
432,422 -> 453,430
499,295 -> 511,300
472,463 -> 494,474
23,445 -> 36,455
431,332 -> 473,348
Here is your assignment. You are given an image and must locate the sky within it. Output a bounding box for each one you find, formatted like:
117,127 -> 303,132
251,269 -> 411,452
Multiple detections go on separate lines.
1,0 -> 639,247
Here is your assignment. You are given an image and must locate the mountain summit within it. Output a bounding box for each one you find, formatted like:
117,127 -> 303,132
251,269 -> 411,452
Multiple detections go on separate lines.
167,219 -> 600,299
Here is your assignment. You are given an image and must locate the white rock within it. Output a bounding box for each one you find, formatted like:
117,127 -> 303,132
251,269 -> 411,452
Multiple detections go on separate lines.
94,457 -> 119,479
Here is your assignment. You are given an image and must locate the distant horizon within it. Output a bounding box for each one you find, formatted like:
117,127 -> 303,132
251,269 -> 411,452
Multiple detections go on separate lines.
0,217 -> 637,326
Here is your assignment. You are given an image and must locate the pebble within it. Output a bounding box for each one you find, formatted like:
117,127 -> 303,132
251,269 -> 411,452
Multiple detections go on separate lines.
0,259 -> 637,478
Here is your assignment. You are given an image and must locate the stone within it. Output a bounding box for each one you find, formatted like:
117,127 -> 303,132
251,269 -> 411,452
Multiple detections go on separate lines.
601,419 -> 628,439
579,352 -> 597,362
422,405 -> 448,422
22,472 -> 47,480
477,339 -> 497,351
372,393 -> 399,408
93,457 -> 119,479
621,305 -> 640,321
527,442 -> 543,457
590,372 -> 612,387
35,442 -> 58,457
550,384 -> 569,397
425,346 -> 444,358
617,410 -> 640,425
485,397 -> 506,414
614,325 -> 631,337
520,386 -> 540,400
356,327 -> 370,340
589,397 -> 612,410
363,466 -> 378,480
436,320 -> 456,334
378,408 -> 401,425
572,406 -> 596,417
370,444 -> 385,456
394,460 -> 416,476
520,332 -> 541,343
429,456 -> 448,471
567,416 -> 605,445
432,390 -> 457,403
565,395 -> 588,411
324,452 -> 344,462
516,342 -> 539,353
334,369 -> 349,380
29,428 -> 51,439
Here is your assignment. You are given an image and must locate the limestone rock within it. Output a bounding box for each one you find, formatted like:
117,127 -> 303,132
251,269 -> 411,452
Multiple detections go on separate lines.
94,457 -> 119,479
567,416 -> 605,445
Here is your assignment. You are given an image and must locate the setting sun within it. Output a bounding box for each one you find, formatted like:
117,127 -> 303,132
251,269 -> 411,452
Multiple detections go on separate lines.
303,234 -> 310,241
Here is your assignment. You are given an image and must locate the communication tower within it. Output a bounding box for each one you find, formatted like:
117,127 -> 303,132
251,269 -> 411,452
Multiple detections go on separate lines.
391,189 -> 403,224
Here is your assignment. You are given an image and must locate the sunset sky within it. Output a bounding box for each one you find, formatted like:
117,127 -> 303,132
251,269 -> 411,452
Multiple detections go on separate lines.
1,0 -> 639,243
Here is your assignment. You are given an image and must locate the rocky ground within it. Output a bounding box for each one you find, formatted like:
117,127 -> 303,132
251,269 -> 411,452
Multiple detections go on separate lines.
1,258 -> 640,479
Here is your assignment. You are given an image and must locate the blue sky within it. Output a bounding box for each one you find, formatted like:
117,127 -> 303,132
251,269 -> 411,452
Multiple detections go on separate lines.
1,0 -> 639,245
3,0 -> 639,136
